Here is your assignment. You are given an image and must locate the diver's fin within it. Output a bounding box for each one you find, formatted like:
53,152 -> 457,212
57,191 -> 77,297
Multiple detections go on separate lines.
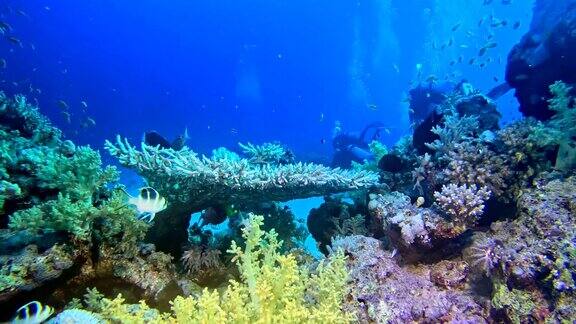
183,126 -> 189,140
487,82 -> 512,99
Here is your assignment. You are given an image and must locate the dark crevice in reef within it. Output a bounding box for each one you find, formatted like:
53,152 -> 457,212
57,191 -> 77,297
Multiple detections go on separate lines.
146,205 -> 192,258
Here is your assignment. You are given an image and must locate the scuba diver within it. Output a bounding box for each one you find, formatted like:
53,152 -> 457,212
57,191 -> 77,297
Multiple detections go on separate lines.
331,121 -> 388,168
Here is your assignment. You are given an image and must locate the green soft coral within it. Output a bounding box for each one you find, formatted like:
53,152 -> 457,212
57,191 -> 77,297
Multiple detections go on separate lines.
8,194 -> 96,239
25,145 -> 118,199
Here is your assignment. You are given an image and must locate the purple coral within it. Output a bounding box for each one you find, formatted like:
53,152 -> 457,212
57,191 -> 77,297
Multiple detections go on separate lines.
331,235 -> 487,323
368,192 -> 438,247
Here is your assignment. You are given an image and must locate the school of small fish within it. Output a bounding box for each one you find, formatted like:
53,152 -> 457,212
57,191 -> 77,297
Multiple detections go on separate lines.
1,5 -> 97,134
412,0 -> 523,87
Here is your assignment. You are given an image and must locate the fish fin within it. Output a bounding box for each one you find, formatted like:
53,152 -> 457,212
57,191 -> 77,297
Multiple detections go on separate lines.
127,197 -> 137,206
138,212 -> 155,222
487,82 -> 512,99
117,187 -> 134,199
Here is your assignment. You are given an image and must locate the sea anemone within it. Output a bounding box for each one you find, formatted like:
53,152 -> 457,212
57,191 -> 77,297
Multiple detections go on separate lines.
468,238 -> 501,275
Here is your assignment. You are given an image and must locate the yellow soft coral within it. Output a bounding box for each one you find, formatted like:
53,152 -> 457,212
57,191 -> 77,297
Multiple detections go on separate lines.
88,214 -> 351,323
171,214 -> 351,323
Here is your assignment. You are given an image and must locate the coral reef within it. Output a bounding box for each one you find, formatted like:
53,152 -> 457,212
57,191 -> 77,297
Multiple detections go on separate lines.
464,176 -> 576,322
2,37 -> 576,322
332,235 -> 487,323
0,94 -> 179,317
62,214 -> 351,323
307,196 -> 369,253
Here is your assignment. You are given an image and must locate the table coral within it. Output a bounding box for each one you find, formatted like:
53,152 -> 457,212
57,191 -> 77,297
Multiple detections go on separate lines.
105,135 -> 379,255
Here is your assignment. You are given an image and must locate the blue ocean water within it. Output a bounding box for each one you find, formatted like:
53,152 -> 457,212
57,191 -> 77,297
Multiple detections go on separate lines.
8,1 -> 576,322
0,0 -> 531,165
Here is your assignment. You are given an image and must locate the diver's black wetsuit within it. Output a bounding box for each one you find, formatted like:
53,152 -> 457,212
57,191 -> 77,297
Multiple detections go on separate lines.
331,122 -> 385,168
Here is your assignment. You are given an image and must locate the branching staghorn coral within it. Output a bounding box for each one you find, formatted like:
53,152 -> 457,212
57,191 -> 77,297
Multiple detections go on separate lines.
238,141 -> 293,165
433,184 -> 491,238
105,136 -> 379,255
0,93 -> 174,301
442,141 -> 510,197
426,114 -> 479,156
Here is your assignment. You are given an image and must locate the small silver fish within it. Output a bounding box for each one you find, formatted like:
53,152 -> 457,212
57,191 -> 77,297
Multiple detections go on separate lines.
451,22 -> 461,32
7,36 -> 22,47
57,100 -> 69,110
0,21 -> 12,33
61,111 -> 71,123
81,117 -> 96,128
